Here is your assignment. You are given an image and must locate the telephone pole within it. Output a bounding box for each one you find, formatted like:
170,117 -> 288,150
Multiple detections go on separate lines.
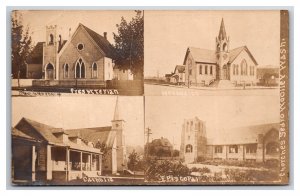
145,127 -> 152,159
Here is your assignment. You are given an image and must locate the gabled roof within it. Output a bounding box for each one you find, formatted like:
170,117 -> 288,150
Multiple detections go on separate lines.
185,47 -> 216,64
207,123 -> 279,145
12,127 -> 36,141
65,126 -> 116,148
79,23 -> 115,58
184,46 -> 258,65
174,65 -> 185,73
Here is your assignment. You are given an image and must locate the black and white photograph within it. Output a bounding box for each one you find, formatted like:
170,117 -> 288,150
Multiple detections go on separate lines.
11,10 -> 144,96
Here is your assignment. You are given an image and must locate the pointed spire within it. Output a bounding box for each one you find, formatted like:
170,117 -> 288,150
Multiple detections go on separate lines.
218,18 -> 227,40
113,96 -> 120,121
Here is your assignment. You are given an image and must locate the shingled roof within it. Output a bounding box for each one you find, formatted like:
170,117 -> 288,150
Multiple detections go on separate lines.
207,123 -> 279,145
65,127 -> 116,148
80,23 -> 115,58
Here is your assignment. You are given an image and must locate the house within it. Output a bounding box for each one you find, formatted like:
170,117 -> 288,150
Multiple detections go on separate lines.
12,118 -> 102,183
182,19 -> 258,87
147,137 -> 174,158
256,66 -> 279,86
180,117 -> 280,164
11,97 -> 126,184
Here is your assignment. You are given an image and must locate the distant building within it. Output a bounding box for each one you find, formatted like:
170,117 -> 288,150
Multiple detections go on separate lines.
147,137 -> 174,157
173,19 -> 259,87
180,117 -> 280,163
256,66 -> 279,86
12,97 -> 126,183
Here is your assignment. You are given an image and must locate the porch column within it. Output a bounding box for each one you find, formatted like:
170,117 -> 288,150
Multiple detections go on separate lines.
89,153 -> 92,171
46,145 -> 52,180
99,155 -> 102,174
80,152 -> 83,171
31,145 -> 36,182
66,148 -> 70,182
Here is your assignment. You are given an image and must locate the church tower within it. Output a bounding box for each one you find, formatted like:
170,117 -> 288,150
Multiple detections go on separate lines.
43,25 -> 58,80
111,96 -> 127,172
216,19 -> 230,80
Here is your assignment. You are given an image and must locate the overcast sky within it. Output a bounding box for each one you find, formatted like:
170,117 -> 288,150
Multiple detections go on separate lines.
14,10 -> 137,45
145,94 -> 280,150
12,96 -> 145,147
144,10 -> 280,77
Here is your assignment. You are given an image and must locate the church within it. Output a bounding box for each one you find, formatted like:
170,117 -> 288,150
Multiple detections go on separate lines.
178,19 -> 258,87
11,97 -> 127,183
180,117 -> 280,164
26,23 -> 133,86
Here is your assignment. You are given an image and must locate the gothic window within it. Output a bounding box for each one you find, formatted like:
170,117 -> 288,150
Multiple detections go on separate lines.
49,34 -> 54,45
185,144 -> 193,153
229,145 -> 238,153
246,144 -> 257,153
236,64 -> 239,75
63,64 -> 69,78
205,65 -> 208,75
215,146 -> 223,153
92,63 -> 98,78
199,65 -> 202,75
75,58 -> 85,79
210,66 -> 213,75
266,142 -> 279,155
223,43 -> 227,51
241,59 -> 247,76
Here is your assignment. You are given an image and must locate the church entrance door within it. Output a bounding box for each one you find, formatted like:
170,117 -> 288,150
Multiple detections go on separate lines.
221,65 -> 229,80
46,63 -> 54,80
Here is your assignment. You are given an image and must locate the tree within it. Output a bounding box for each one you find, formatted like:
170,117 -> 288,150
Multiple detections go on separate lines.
95,140 -> 110,170
11,11 -> 32,86
113,10 -> 144,79
127,150 -> 139,171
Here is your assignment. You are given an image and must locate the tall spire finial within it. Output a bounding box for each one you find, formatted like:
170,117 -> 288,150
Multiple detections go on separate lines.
218,18 -> 227,40
113,96 -> 120,121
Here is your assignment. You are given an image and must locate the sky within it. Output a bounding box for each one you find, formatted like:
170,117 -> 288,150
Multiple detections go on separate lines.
12,96 -> 145,147
144,10 -> 281,77
145,94 -> 280,150
13,10 -> 137,45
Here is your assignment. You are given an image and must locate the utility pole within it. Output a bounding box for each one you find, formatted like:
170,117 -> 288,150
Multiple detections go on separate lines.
145,127 -> 152,159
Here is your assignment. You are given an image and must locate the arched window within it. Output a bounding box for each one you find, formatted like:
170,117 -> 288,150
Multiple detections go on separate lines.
49,34 -> 54,45
63,64 -> 69,78
223,43 -> 227,51
92,63 -> 98,78
266,142 -> 279,155
75,58 -> 85,79
185,144 -> 193,153
241,59 -> 247,76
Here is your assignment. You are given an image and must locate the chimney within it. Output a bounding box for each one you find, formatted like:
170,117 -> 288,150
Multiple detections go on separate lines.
103,32 -> 107,40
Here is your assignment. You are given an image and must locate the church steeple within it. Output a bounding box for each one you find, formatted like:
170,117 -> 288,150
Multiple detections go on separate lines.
218,18 -> 227,40
113,96 -> 120,121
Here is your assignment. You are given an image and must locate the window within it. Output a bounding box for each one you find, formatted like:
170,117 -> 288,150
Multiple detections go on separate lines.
241,59 -> 247,75
229,145 -> 238,153
215,146 -> 223,153
77,43 -> 84,51
205,65 -> 208,74
49,34 -> 54,45
75,58 -> 85,78
63,64 -> 69,78
233,65 -> 236,75
92,63 -> 98,78
185,144 -> 193,153
189,69 -> 192,75
199,65 -> 202,75
210,66 -> 213,75
246,144 -> 257,153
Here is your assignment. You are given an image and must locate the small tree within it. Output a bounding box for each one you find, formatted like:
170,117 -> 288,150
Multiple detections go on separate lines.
113,10 -> 144,79
127,150 -> 139,171
95,141 -> 110,170
11,11 -> 32,86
